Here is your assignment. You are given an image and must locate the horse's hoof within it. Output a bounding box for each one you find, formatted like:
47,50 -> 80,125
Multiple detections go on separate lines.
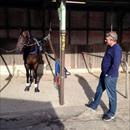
35,88 -> 40,92
24,86 -> 30,91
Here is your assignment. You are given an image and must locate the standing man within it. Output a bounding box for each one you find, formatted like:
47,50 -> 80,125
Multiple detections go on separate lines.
86,31 -> 122,121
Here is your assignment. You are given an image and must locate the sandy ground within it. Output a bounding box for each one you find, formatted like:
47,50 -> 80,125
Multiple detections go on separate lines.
0,72 -> 130,130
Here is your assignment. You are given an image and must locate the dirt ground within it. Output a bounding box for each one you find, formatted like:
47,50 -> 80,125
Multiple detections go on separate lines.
0,72 -> 130,130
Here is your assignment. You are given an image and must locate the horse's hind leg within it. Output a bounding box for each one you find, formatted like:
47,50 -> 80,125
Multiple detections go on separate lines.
24,65 -> 31,91
34,68 -> 39,92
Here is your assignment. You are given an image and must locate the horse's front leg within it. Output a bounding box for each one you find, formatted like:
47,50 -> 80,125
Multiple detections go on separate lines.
24,64 -> 31,91
34,65 -> 39,92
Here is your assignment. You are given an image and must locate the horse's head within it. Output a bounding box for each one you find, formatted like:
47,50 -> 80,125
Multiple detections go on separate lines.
16,30 -> 31,53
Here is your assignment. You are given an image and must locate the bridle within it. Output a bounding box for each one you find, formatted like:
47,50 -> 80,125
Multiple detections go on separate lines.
19,32 -> 37,47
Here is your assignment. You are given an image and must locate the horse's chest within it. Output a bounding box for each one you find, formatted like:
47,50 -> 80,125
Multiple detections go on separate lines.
27,55 -> 38,64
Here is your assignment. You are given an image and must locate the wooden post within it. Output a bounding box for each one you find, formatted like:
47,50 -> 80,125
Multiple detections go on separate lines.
58,0 -> 66,105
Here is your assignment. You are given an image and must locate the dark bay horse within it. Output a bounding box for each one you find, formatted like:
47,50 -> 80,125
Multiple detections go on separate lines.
16,30 -> 41,92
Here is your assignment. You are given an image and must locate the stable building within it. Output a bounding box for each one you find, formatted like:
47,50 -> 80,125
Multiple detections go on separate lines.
0,0 -> 130,74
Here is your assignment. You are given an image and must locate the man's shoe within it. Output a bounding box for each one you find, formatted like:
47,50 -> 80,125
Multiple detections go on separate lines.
85,104 -> 96,112
102,114 -> 115,121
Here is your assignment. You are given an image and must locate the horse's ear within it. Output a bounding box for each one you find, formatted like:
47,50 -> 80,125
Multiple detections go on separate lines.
18,28 -> 23,35
19,27 -> 27,34
25,30 -> 30,38
28,30 -> 32,38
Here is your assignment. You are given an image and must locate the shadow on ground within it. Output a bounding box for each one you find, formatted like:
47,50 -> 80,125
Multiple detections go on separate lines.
0,98 -> 64,130
75,74 -> 108,113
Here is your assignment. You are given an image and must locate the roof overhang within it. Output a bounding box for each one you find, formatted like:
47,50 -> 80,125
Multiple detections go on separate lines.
0,0 -> 130,11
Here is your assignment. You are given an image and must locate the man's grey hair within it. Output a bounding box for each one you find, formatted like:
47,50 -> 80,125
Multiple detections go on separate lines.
106,31 -> 118,41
